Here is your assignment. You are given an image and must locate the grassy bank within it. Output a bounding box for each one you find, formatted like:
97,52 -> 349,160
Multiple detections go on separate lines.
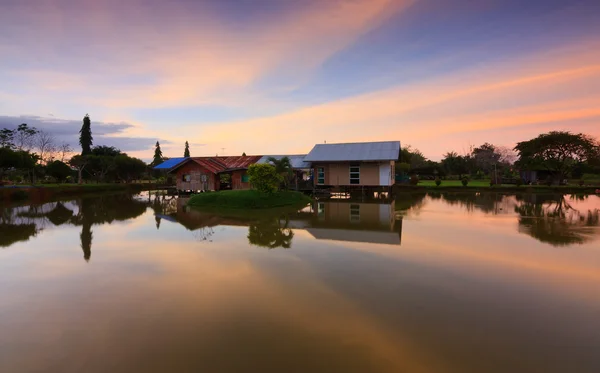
187,190 -> 311,210
0,183 -> 163,203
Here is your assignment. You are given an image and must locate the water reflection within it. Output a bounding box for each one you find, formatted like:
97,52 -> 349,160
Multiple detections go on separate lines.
0,193 -> 151,260
402,192 -> 600,246
248,216 -> 294,249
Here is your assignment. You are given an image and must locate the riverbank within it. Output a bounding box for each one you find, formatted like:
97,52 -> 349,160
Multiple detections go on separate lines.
187,190 -> 311,210
0,183 -> 165,203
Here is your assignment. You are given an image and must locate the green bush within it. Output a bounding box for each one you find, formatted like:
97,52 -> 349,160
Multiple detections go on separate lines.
409,174 -> 419,185
461,176 -> 469,187
434,177 -> 441,186
247,164 -> 282,194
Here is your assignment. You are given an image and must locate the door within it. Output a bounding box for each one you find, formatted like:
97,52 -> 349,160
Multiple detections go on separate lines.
379,163 -> 391,186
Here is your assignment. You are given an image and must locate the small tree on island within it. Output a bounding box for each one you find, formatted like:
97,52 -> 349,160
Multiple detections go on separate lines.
247,164 -> 282,193
184,141 -> 190,157
79,114 -> 93,155
151,141 -> 163,167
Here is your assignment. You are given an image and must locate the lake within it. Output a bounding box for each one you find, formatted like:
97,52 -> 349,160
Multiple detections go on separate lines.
1,192 -> 599,373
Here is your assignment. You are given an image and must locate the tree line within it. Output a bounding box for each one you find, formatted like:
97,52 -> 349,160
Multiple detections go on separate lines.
1,114 -> 147,184
398,131 -> 600,184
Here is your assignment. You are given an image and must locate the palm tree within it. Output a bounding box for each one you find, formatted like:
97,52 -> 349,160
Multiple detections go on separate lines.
267,156 -> 293,189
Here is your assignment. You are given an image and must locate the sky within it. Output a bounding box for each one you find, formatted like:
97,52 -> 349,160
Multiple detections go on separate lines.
1,0 -> 599,161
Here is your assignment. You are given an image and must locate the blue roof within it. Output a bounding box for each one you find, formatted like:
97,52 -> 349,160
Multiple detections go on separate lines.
153,157 -> 187,170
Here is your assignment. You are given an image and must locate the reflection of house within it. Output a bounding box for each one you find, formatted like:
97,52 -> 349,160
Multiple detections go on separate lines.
157,198 -> 403,246
291,201 -> 403,245
164,156 -> 262,192
304,141 -> 400,190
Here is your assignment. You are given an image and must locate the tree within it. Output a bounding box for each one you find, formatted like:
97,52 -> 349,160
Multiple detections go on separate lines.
46,160 -> 73,183
441,151 -> 469,177
69,155 -> 89,184
472,143 -> 501,174
267,156 -> 293,189
0,128 -> 14,148
400,145 -> 427,169
91,145 -> 121,157
151,141 -> 163,167
14,123 -> 38,151
514,131 -> 600,182
79,114 -> 93,155
114,155 -> 147,182
247,164 -> 282,193
58,142 -> 72,162
184,141 -> 190,157
35,130 -> 56,164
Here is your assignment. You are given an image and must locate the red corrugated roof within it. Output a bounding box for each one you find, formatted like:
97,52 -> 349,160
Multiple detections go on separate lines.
188,156 -> 262,173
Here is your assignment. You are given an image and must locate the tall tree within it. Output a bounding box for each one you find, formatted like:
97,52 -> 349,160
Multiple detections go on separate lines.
184,141 -> 190,157
514,131 -> 600,181
152,141 -> 163,166
79,114 -> 93,155
14,123 -> 38,151
441,151 -> 469,177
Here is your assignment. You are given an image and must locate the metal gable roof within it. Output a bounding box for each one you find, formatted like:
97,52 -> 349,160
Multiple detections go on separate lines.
304,141 -> 400,162
152,157 -> 187,170
257,155 -> 311,169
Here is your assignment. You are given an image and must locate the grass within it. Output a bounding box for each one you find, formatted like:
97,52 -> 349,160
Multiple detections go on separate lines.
187,190 -> 312,210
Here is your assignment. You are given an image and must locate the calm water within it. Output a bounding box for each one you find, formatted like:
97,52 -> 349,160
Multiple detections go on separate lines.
1,192 -> 600,373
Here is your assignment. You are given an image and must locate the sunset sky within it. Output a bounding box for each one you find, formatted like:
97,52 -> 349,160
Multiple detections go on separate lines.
1,0 -> 599,161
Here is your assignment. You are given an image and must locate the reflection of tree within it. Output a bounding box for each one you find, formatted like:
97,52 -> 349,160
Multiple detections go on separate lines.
0,205 -> 39,247
515,195 -> 599,246
440,192 -> 507,214
46,202 -> 74,226
247,215 -> 294,249
70,194 -> 148,261
0,223 -> 38,247
395,192 -> 427,215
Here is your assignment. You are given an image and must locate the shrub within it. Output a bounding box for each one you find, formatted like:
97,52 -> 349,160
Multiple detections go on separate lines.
515,177 -> 523,187
247,164 -> 282,194
434,177 -> 441,186
461,176 -> 469,187
579,179 -> 585,187
409,174 -> 419,185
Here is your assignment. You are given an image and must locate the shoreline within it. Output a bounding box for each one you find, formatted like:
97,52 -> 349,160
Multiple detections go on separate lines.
0,183 -> 166,203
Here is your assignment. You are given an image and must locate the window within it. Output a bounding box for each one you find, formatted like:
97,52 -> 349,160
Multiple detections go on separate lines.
349,164 -> 360,184
182,174 -> 191,182
317,167 -> 325,185
241,174 -> 249,183
350,204 -> 360,222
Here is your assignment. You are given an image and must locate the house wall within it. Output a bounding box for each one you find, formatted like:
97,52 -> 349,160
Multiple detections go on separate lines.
312,161 -> 394,187
231,170 -> 251,190
175,162 -> 216,191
